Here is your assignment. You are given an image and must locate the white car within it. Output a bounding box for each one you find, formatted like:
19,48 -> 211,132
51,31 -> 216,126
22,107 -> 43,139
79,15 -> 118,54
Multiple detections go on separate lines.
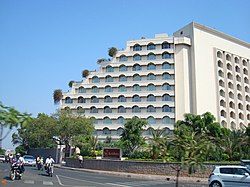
23,155 -> 36,166
0,155 -> 5,162
208,165 -> 250,187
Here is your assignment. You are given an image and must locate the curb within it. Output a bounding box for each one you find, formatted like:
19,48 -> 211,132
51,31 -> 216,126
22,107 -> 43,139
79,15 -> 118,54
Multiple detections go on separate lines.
55,164 -> 208,185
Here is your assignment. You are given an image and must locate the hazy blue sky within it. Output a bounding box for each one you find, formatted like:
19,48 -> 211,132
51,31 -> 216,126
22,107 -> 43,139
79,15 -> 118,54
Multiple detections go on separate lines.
1,0 -> 250,150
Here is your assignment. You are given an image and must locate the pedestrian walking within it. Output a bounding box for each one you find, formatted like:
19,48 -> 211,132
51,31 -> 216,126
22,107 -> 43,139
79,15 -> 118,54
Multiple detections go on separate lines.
78,154 -> 83,168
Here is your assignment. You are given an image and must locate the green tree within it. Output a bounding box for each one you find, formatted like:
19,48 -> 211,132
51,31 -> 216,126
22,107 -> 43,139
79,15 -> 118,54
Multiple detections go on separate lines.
82,69 -> 89,78
68,80 -> 74,88
12,113 -> 57,151
54,110 -> 95,156
120,117 -> 147,156
0,102 -> 31,145
53,89 -> 63,104
108,47 -> 117,57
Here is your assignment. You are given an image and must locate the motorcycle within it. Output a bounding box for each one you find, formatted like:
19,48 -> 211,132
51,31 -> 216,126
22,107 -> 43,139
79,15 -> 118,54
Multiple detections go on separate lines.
46,163 -> 53,177
10,163 -> 22,180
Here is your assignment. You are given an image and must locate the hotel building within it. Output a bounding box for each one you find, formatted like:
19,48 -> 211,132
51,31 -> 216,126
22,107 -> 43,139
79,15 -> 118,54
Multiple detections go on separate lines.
60,22 -> 250,139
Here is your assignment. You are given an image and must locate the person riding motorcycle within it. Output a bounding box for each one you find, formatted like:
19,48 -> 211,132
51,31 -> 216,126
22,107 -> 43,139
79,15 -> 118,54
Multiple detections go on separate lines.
36,155 -> 43,170
45,155 -> 55,176
14,153 -> 25,174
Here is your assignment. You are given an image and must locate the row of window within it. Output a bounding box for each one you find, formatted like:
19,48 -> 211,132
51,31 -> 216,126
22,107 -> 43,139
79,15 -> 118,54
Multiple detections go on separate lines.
219,80 -> 250,92
218,70 -> 249,84
132,42 -> 172,51
220,110 -> 250,120
77,83 -> 174,93
220,100 -> 250,111
65,94 -> 175,104
66,105 -> 175,114
119,52 -> 173,62
219,90 -> 250,101
218,60 -> 249,75
91,73 -> 175,83
217,51 -> 249,67
221,120 -> 247,130
105,62 -> 174,72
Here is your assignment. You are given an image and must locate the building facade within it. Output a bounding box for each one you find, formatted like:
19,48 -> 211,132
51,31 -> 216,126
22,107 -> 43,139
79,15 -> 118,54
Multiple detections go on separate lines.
60,22 -> 250,139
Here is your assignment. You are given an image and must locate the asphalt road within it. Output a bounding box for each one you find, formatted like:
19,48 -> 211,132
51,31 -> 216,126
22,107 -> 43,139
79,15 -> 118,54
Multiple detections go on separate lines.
0,162 -> 208,187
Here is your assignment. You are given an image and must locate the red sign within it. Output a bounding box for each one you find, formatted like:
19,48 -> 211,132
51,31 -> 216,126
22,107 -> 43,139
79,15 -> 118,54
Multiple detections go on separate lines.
103,148 -> 121,159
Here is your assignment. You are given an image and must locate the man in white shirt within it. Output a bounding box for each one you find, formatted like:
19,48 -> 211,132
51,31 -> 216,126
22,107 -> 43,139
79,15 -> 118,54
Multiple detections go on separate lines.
14,153 -> 25,173
45,155 -> 55,165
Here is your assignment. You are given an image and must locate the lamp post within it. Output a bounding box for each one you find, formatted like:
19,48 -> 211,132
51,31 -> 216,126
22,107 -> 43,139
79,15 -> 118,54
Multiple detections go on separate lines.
53,136 -> 63,164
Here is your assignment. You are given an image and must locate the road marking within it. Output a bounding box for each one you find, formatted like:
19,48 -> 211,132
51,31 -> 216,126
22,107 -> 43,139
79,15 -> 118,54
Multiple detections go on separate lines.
24,180 -> 35,184
56,174 -> 112,187
105,183 -> 131,187
43,181 -> 54,185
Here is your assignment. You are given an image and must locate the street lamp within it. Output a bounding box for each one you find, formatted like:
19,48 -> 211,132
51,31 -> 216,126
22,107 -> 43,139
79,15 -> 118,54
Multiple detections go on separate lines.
53,136 -> 63,164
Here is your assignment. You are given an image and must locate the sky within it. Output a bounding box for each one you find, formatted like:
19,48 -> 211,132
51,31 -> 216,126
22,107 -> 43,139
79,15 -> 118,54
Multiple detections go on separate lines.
0,0 -> 250,150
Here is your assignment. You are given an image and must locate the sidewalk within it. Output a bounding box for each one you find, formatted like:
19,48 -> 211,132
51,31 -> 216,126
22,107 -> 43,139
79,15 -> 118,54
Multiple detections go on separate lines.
55,164 -> 208,185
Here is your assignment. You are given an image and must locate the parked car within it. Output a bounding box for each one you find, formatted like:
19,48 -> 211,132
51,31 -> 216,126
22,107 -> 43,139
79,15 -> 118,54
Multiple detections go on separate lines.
208,165 -> 250,187
0,155 -> 5,162
241,159 -> 250,169
23,155 -> 36,166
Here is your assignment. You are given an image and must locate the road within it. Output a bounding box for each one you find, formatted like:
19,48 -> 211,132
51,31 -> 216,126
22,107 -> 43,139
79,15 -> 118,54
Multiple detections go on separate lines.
0,162 -> 208,187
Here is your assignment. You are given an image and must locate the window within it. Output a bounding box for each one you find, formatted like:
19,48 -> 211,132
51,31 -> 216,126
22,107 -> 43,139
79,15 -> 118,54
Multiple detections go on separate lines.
65,97 -> 73,104
244,77 -> 249,84
77,107 -> 84,114
103,127 -> 111,134
147,94 -> 156,101
227,73 -> 233,80
117,117 -> 125,124
147,84 -> 156,91
78,97 -> 85,103
162,105 -> 172,112
92,86 -> 99,93
119,65 -> 127,72
147,73 -> 156,80
78,87 -> 86,93
238,94 -> 242,100
162,73 -> 174,80
133,64 -> 141,71
147,105 -> 156,112
118,106 -> 126,113
220,168 -> 234,174
118,85 -> 127,92
104,118 -> 112,124
227,63 -> 232,71
105,86 -> 113,92
228,82 -> 233,89
238,103 -> 243,110
229,92 -> 234,99
118,95 -> 127,102
132,95 -> 141,102
147,53 -> 156,60
244,68 -> 248,75
162,52 -> 172,59
133,54 -> 141,61
245,86 -> 249,93
226,54 -> 231,61
119,75 -> 127,82
237,84 -> 242,91
119,55 -> 127,62
218,60 -> 223,68
132,84 -> 141,91
147,63 -> 156,70
92,76 -> 100,83
117,127 -> 124,135
217,51 -> 222,58
162,42 -> 170,49
133,44 -> 142,51
230,111 -> 235,119
235,66 -> 240,73
104,106 -> 112,113
147,116 -> 156,124
236,75 -> 241,82
229,102 -> 235,109
162,83 -> 174,90
104,96 -> 112,103
219,80 -> 225,87
162,94 -> 173,101
91,96 -> 99,103
162,62 -> 174,69
220,100 -> 226,107
163,116 -> 172,124
133,74 -> 141,81
220,90 -> 225,97
218,70 -> 224,77
220,110 -> 226,117
90,107 -> 98,113
235,57 -> 239,64
105,75 -> 113,82
132,106 -> 141,113
106,66 -> 114,72
147,43 -> 156,50
243,60 -> 247,66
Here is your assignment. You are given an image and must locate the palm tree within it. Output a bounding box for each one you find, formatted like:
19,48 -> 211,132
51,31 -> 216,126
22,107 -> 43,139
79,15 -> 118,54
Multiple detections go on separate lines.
89,136 -> 98,156
81,69 -> 89,78
108,47 -> 117,57
53,89 -> 62,104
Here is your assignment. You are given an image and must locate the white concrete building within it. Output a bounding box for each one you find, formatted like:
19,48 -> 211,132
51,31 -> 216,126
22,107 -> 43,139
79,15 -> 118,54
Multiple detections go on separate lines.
60,22 -> 250,139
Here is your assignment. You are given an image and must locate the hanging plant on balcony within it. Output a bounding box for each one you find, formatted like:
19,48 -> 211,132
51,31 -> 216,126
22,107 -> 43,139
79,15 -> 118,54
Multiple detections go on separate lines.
108,47 -> 117,57
81,69 -> 89,78
53,89 -> 62,104
68,80 -> 74,88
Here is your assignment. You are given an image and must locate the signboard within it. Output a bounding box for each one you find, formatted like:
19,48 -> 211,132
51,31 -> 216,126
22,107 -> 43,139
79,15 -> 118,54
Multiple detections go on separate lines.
102,148 -> 122,159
